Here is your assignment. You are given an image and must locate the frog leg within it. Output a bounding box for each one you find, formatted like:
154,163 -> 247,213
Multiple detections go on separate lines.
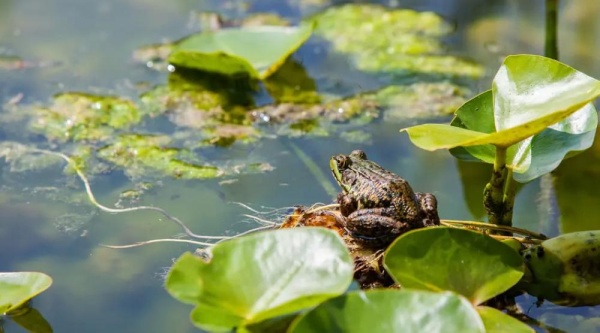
415,192 -> 440,226
337,193 -> 357,217
345,208 -> 409,242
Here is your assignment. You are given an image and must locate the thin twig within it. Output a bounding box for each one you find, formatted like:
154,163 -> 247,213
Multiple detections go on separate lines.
27,148 -> 227,240
441,219 -> 548,240
101,238 -> 215,249
241,214 -> 279,226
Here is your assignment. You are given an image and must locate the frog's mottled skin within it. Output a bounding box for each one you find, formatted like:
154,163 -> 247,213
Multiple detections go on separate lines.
330,150 -> 439,246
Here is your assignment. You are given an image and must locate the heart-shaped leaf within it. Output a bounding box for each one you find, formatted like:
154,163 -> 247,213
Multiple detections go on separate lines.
448,90 -> 597,182
402,55 -> 600,151
165,228 -> 353,332
477,306 -> 534,333
168,25 -> 313,79
288,290 -> 485,333
384,227 -> 523,305
0,272 -> 53,314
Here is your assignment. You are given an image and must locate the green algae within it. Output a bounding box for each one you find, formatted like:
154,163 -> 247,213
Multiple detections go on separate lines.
30,93 -> 140,142
374,82 -> 471,120
97,134 -> 221,180
308,4 -> 484,78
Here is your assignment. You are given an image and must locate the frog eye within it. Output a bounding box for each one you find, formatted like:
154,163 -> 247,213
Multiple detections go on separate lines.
350,150 -> 367,160
334,155 -> 351,169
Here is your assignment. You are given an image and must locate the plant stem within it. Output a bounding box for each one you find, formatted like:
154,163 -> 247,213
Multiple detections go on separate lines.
440,219 -> 548,240
545,0 -> 559,60
484,147 -> 509,226
502,169 -> 517,226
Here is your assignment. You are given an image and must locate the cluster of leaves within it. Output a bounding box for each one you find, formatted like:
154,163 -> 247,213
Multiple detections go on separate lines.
165,227 -> 532,332
403,54 -> 600,182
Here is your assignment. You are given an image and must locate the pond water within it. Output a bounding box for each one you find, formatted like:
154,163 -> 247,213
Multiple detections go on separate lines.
1,0 -> 600,332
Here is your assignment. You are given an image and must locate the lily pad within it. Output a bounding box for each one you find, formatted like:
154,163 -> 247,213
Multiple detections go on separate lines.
165,228 -> 353,332
308,4 -> 483,77
168,24 -> 313,79
0,272 -> 52,314
477,306 -> 534,333
403,55 -> 600,181
288,290 -> 485,333
384,227 -> 523,305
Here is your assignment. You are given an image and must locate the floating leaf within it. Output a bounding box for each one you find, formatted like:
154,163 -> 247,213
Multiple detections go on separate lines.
289,290 -> 485,333
477,306 -> 534,333
0,272 -> 52,314
519,231 -> 600,307
384,227 -> 523,305
168,25 -> 313,79
165,228 -> 353,331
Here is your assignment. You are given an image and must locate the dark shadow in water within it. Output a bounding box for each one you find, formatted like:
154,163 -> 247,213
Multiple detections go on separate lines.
2,303 -> 53,333
553,127 -> 600,233
456,159 -> 493,220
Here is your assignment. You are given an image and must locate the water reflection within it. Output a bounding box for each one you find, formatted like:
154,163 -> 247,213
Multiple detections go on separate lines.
2,305 -> 53,333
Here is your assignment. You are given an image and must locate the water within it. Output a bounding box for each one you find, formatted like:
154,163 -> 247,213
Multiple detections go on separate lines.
1,0 -> 600,332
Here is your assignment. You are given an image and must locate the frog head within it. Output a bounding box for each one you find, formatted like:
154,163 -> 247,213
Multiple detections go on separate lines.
330,150 -> 368,194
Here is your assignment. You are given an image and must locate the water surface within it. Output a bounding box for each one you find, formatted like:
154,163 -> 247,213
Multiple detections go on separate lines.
1,0 -> 599,332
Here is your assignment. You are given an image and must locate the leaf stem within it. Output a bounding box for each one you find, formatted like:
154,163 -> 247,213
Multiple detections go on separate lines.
484,146 -> 509,226
440,219 -> 547,240
502,169 -> 517,226
545,0 -> 559,60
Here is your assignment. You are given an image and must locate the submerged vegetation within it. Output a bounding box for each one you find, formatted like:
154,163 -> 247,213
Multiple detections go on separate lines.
2,1 -> 600,333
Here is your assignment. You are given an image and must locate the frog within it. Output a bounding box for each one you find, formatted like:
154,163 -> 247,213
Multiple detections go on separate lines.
330,149 -> 440,246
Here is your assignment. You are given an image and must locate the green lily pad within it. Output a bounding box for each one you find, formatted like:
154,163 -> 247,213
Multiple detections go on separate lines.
308,4 -> 483,77
477,306 -> 534,333
449,90 -> 597,182
402,55 -> 600,181
384,227 -> 523,305
0,272 -> 52,314
168,25 -> 313,79
288,290 -> 485,333
30,92 -> 140,142
165,228 -> 353,332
